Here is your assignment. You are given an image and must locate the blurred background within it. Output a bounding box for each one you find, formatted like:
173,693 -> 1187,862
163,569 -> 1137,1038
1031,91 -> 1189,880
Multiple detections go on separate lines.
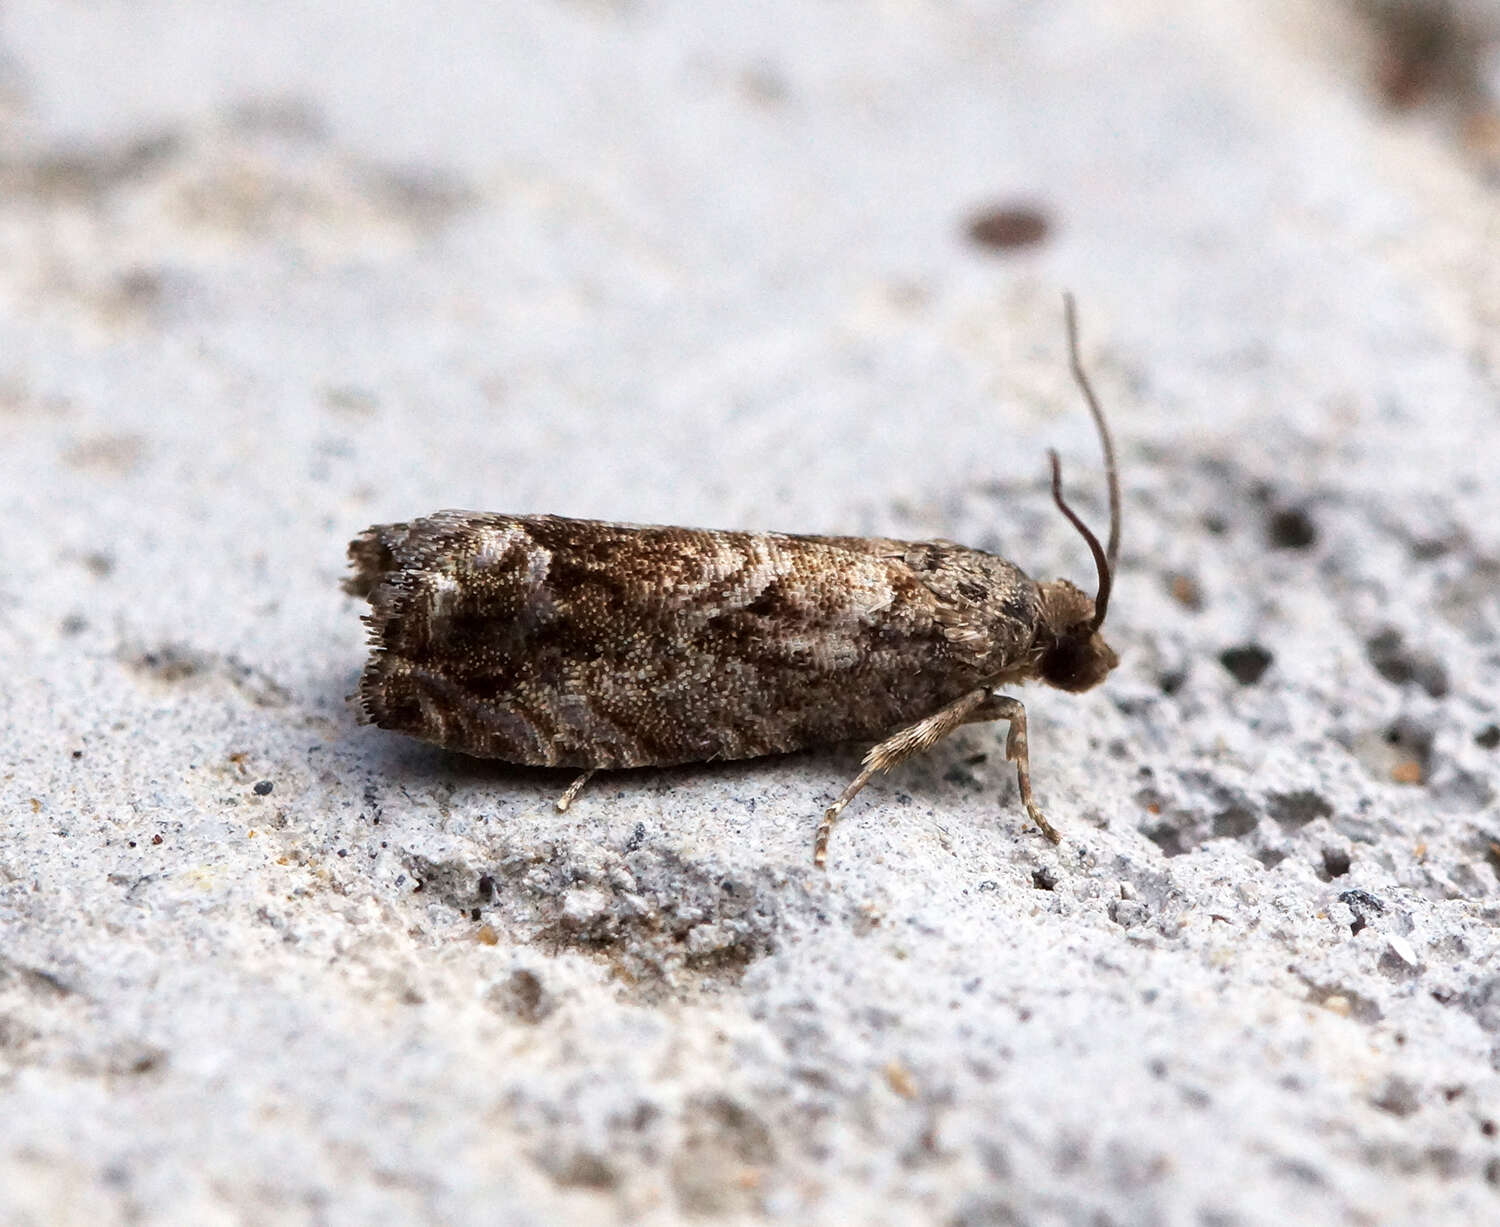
6,1 -> 1497,541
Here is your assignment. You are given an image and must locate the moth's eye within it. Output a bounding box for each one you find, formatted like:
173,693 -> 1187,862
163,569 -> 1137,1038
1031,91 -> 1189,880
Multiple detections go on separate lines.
1042,631 -> 1113,693
1041,638 -> 1086,690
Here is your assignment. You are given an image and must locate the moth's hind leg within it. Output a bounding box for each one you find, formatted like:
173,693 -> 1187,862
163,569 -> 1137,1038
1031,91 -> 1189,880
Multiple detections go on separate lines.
814,688 -> 990,868
812,689 -> 1061,868
556,770 -> 595,813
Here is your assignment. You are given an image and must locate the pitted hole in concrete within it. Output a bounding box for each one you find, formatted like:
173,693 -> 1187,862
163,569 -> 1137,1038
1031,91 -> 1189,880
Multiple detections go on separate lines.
1211,806 -> 1257,840
1321,846 -> 1353,879
1273,1157 -> 1329,1189
1358,0 -> 1488,110
965,202 -> 1052,251
1136,785 -> 1196,856
1458,972 -> 1500,1036
1142,773 -> 1273,860
1267,790 -> 1334,830
670,1094 -> 777,1217
1409,534 -> 1456,561
1384,718 -> 1434,776
1167,573 -> 1203,611
1267,506 -> 1317,550
1158,669 -> 1187,697
1365,628 -> 1449,698
1351,717 -> 1434,787
488,969 -> 553,1025
1144,822 -> 1190,858
546,1152 -> 618,1191
1477,725 -> 1500,749
3,130 -> 182,204
1371,1076 -> 1422,1118
1140,798 -> 1224,860
1304,980 -> 1383,1024
1220,644 -> 1273,685
128,643 -> 207,683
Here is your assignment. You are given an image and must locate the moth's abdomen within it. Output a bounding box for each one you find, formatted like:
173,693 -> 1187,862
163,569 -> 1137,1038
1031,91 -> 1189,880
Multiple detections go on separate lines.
349,512 -> 1036,768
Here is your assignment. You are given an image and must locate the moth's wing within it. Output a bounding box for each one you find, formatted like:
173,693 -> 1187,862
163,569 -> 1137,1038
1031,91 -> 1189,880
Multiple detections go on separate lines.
344,519 -> 408,598
348,514 -> 1032,768
351,513 -> 580,757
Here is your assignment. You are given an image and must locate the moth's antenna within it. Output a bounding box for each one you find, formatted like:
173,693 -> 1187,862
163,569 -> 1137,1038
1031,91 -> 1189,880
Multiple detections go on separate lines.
1061,292 -> 1119,630
1049,451 -> 1111,630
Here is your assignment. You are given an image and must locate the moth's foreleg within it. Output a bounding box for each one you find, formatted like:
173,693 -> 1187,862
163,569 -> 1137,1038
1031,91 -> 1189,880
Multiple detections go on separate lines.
555,770 -> 595,813
813,688 -> 991,868
971,694 -> 1062,844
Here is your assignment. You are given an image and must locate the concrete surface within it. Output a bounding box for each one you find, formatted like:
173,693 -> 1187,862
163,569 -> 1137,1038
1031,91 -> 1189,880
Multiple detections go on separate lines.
4,1 -> 1500,1223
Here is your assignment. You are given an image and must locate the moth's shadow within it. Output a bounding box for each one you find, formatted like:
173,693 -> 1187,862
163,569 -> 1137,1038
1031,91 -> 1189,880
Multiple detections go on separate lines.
339,729 -> 778,816
329,661 -> 999,817
407,747 -> 798,808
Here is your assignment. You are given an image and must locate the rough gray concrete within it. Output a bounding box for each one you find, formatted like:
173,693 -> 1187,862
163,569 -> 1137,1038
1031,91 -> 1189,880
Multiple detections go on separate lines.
4,2 -> 1500,1223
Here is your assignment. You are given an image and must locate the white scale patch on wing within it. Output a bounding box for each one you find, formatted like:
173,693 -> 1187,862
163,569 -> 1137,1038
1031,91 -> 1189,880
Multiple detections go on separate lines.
846,570 -> 898,620
470,521 -> 553,587
427,573 -> 462,621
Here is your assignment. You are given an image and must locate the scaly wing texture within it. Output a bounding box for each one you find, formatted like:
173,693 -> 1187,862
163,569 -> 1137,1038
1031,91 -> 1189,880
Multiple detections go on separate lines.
347,512 -> 1038,767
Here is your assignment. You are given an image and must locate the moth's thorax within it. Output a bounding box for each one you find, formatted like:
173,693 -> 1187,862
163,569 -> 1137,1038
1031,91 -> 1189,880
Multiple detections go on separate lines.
895,541 -> 1042,675
1033,578 -> 1119,693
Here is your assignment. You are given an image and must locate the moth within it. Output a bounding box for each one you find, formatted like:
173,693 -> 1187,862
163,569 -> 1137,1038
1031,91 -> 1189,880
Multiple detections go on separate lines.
346,296 -> 1120,866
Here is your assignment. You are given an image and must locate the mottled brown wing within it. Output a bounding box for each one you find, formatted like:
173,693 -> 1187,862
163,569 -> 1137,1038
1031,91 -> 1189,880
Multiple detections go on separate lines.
347,512 -> 1036,768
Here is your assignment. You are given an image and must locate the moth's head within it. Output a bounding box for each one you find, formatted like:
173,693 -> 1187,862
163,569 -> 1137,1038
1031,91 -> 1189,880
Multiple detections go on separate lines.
1034,294 -> 1121,695
1036,578 -> 1118,692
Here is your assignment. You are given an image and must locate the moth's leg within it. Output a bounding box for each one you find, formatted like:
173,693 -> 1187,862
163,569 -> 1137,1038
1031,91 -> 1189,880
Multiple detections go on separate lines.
814,688 -> 990,868
555,770 -> 595,813
967,694 -> 1062,844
